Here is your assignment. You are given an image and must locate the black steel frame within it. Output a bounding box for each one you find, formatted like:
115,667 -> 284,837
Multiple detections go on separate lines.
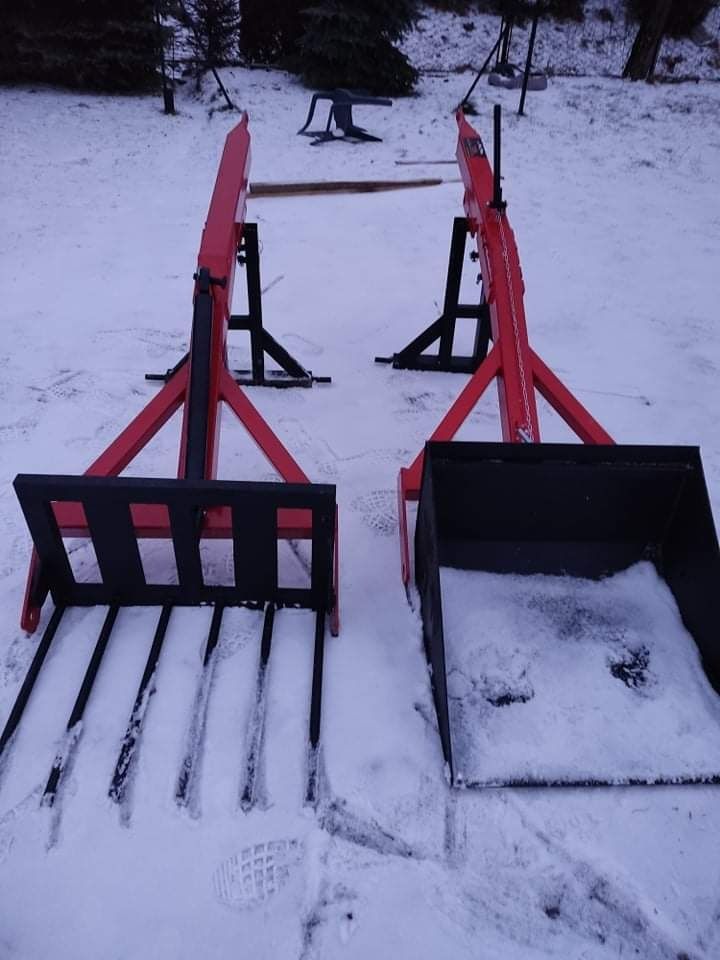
375,217 -> 490,374
13,474 -> 335,610
5,469 -> 335,807
416,440 -> 720,788
147,224 -> 330,388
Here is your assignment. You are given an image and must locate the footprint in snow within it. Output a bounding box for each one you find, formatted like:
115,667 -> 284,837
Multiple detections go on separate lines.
212,838 -> 304,911
351,490 -> 397,536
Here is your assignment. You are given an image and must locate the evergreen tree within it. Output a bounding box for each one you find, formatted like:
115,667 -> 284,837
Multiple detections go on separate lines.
293,1 -> 419,96
239,0 -> 305,64
0,0 -> 159,92
186,0 -> 240,67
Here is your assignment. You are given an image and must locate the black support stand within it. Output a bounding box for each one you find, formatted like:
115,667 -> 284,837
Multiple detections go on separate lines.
147,223 -> 330,388
229,224 -> 330,387
375,217 -> 490,374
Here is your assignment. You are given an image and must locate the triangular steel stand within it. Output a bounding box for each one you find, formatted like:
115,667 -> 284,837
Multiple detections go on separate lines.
375,217 -> 490,374
148,223 -> 330,389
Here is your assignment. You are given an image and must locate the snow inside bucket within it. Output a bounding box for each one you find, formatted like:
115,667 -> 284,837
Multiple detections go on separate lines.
441,562 -> 720,786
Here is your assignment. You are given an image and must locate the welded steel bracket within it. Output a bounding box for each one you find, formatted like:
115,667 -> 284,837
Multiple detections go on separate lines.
375,217 -> 491,374
147,223 -> 331,388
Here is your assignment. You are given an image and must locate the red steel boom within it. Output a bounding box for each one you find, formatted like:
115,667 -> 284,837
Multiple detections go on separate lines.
397,110 -> 612,584
21,114 -> 338,633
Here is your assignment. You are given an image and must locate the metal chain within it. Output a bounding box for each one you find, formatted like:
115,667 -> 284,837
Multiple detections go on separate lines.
496,211 -> 535,442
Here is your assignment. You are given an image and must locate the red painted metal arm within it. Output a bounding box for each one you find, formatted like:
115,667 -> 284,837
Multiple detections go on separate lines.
87,366 -> 188,477
396,112 -> 615,585
456,109 -> 539,443
197,112 -> 251,306
531,350 -> 614,444
402,343 -> 501,498
179,114 -> 252,481
219,368 -> 309,483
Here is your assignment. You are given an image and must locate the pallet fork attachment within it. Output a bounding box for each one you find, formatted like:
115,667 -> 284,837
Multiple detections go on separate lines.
395,107 -> 720,787
3,114 -> 338,808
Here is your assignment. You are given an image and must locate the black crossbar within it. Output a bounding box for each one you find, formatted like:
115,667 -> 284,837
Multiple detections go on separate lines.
14,474 -> 335,611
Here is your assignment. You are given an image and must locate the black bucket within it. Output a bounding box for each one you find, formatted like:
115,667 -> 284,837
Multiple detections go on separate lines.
415,440 -> 720,786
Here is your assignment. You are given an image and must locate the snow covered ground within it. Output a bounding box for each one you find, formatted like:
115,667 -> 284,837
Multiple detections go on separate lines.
1,50 -> 720,960
404,0 -> 720,80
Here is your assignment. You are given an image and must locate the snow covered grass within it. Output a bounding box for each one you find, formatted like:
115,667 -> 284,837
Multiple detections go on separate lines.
404,0 -> 720,80
1,64 -> 720,958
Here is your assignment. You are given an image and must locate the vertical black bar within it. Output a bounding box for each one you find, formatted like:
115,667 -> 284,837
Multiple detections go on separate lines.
232,502 -> 277,599
491,104 -> 505,211
109,604 -> 173,804
439,218 -> 469,366
239,603 -> 275,811
499,17 -> 513,66
518,14 -> 539,117
415,452 -> 455,783
169,503 -> 203,596
83,500 -> 145,594
202,603 -> 225,667
305,609 -> 327,807
243,224 -> 265,384
308,610 -> 326,749
0,606 -> 65,766
310,504 -> 334,606
175,604 -> 225,806
44,605 -> 119,804
259,601 -> 275,667
185,274 -> 214,482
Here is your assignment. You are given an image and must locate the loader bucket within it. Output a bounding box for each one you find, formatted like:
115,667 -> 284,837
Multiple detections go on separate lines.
416,441 -> 720,787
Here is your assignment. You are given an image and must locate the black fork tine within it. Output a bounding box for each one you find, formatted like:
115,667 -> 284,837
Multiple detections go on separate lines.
109,604 -> 173,805
43,604 -> 119,806
305,608 -> 327,808
239,602 -> 275,811
0,605 -> 66,779
175,604 -> 225,808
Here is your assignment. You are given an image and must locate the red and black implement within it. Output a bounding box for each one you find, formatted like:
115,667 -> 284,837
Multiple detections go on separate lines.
3,115 -> 338,808
389,107 -> 720,788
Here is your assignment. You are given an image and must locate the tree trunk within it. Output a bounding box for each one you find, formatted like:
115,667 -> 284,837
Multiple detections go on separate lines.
623,0 -> 674,81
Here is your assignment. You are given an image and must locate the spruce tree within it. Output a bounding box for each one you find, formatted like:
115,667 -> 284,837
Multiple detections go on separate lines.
239,0 -> 305,64
187,0 -> 240,67
293,1 -> 419,96
1,0 -> 159,92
